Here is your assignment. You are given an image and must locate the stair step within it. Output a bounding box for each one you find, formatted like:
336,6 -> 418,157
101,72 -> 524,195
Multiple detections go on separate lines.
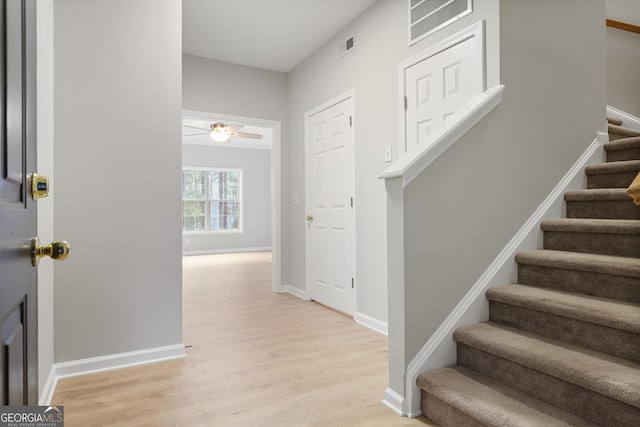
541,218 -> 640,257
454,322 -> 640,426
605,136 -> 640,161
487,284 -> 640,362
418,365 -> 600,427
516,250 -> 640,303
608,117 -> 623,126
585,160 -> 640,189
564,188 -> 640,219
609,124 -> 640,141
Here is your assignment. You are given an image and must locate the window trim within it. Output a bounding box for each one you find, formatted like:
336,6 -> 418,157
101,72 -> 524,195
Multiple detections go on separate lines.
182,166 -> 244,234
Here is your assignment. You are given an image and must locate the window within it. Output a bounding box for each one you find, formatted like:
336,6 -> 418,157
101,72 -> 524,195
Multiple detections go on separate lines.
182,168 -> 242,232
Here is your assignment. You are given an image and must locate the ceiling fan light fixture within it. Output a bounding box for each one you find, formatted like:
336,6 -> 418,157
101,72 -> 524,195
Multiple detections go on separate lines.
209,131 -> 231,143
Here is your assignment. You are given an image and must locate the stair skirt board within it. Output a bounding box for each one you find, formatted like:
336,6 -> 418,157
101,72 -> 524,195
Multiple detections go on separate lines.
399,133 -> 607,417
607,105 -> 640,131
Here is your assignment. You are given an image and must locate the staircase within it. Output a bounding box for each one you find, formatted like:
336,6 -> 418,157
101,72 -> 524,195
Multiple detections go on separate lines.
417,118 -> 640,426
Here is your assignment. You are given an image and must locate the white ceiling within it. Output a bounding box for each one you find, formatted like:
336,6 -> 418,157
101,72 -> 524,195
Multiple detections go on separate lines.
182,0 -> 377,73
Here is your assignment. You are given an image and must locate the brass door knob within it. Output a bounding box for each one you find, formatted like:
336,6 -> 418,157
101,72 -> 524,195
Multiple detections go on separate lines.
306,215 -> 314,222
31,238 -> 70,266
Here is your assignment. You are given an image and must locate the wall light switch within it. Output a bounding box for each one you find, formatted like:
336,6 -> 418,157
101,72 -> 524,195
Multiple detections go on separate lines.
384,145 -> 392,163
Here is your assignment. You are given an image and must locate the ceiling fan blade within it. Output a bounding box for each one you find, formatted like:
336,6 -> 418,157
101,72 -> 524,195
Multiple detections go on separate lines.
231,131 -> 263,139
226,124 -> 244,131
182,132 -> 209,137
182,124 -> 210,131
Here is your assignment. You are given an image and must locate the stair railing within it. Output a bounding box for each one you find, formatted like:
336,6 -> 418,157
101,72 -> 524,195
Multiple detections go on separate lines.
606,19 -> 640,35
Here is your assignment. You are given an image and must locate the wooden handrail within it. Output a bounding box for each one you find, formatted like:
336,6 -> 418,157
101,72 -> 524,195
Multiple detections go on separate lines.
627,171 -> 640,205
607,19 -> 640,35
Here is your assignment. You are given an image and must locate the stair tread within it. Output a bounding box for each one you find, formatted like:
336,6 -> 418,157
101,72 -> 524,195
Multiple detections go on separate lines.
609,124 -> 640,138
516,249 -> 640,278
608,117 -> 623,126
564,188 -> 632,201
605,136 -> 640,151
487,284 -> 640,333
541,217 -> 640,234
453,322 -> 640,408
585,159 -> 640,174
418,365 -> 601,427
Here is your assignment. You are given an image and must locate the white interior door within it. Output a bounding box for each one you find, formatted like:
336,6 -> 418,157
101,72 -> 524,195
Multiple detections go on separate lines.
305,93 -> 355,316
404,35 -> 479,152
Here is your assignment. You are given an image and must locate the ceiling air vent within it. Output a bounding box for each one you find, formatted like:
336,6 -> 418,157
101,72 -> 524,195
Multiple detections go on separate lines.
338,34 -> 356,59
409,0 -> 472,45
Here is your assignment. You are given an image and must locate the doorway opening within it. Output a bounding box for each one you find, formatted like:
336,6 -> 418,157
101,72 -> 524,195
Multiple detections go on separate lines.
181,110 -> 282,292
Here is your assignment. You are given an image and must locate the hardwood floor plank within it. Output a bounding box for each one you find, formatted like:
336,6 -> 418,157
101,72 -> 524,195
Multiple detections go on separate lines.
52,252 -> 438,426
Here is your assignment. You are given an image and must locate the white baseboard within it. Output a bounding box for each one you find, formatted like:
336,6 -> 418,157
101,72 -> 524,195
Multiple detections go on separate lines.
355,312 -> 388,336
182,247 -> 272,256
39,365 -> 58,406
55,344 -> 186,379
281,284 -> 309,300
383,388 -> 406,416
607,105 -> 640,131
402,134 -> 606,415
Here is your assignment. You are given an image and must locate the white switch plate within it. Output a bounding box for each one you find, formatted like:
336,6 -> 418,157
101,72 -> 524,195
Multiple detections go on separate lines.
384,145 -> 392,163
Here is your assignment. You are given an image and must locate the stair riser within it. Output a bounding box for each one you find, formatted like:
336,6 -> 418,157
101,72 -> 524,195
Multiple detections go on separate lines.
457,344 -> 640,427
607,149 -> 640,162
517,264 -> 640,304
421,393 -> 484,427
489,302 -> 640,363
544,231 -> 640,258
609,132 -> 638,141
587,171 -> 638,189
566,200 -> 640,220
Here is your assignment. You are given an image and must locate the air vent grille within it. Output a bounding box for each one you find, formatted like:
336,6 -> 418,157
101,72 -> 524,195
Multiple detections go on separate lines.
409,0 -> 472,45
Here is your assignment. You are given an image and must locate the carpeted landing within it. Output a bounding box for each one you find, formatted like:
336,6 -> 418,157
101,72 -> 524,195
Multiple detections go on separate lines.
418,119 -> 640,426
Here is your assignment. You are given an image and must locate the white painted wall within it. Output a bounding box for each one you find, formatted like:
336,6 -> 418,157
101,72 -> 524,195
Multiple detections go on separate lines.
53,0 -> 183,362
286,0 -> 501,336
182,144 -> 271,254
36,0 -> 55,400
606,0 -> 640,116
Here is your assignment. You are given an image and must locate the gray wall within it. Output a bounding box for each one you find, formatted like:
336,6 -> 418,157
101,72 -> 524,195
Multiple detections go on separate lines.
606,0 -> 640,116
182,144 -> 271,253
404,0 -> 606,365
53,0 -> 183,361
182,54 -> 288,123
287,0 -> 501,328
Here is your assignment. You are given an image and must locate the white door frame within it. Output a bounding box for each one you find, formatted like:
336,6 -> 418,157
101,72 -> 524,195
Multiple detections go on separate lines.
182,109 -> 282,292
304,89 -> 356,315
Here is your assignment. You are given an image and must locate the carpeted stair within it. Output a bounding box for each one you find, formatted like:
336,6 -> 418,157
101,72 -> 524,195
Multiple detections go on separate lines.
418,118 -> 640,426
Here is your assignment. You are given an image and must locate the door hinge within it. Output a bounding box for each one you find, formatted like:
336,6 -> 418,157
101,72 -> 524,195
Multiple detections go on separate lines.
351,277 -> 354,289
349,116 -> 353,127
350,197 -> 353,207
404,96 -> 408,110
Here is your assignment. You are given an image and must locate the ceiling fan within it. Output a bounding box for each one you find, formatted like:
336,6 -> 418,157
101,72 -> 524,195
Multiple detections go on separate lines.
183,122 -> 263,143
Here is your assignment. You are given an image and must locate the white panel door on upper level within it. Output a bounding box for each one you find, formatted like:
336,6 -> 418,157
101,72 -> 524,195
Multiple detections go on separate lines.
400,21 -> 485,154
305,92 -> 355,316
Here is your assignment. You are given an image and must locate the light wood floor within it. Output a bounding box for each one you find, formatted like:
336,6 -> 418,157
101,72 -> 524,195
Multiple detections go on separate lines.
53,252 -> 437,426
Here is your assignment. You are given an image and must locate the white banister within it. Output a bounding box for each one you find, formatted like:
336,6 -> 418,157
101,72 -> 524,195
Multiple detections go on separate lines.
379,85 -> 505,187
